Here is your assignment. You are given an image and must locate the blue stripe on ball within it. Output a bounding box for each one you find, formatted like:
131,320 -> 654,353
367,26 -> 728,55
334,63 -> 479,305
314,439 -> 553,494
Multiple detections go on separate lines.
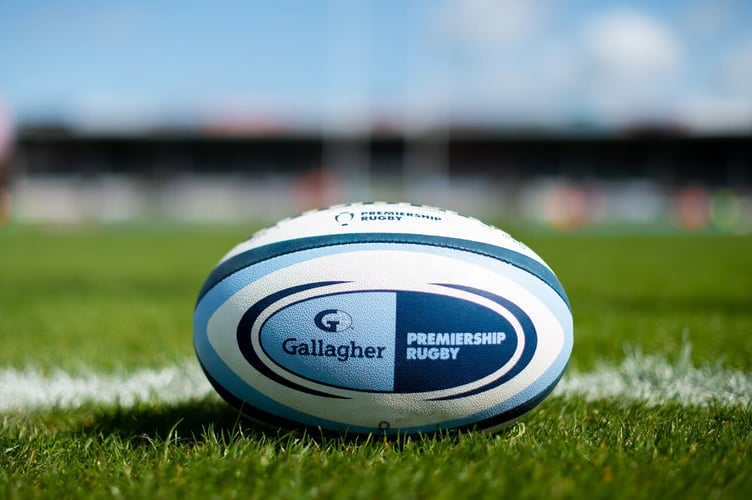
198,233 -> 570,309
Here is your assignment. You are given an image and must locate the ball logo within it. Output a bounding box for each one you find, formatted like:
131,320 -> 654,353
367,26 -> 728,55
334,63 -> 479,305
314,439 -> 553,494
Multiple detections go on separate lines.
334,211 -> 354,226
314,309 -> 352,332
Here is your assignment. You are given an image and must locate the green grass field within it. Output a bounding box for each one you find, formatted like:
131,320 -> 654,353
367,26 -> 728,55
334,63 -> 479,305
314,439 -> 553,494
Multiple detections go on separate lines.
1,225 -> 751,498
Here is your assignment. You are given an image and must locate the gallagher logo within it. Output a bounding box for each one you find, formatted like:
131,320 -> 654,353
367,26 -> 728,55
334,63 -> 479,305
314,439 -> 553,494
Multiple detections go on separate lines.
314,309 -> 352,332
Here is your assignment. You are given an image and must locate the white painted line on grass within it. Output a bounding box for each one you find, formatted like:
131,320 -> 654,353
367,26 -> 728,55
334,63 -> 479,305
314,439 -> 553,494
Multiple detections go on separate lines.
1,349 -> 750,412
0,362 -> 213,412
555,347 -> 752,406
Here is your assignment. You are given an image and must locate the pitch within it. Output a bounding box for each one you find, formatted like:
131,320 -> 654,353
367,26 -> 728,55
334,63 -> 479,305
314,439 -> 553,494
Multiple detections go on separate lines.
1,225 -> 750,498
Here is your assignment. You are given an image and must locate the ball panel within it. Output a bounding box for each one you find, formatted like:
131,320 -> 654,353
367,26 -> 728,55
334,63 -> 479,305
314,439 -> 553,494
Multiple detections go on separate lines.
259,291 -> 398,391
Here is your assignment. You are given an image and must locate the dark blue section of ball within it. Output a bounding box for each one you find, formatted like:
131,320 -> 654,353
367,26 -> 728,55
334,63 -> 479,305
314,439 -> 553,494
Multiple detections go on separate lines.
393,292 -> 518,393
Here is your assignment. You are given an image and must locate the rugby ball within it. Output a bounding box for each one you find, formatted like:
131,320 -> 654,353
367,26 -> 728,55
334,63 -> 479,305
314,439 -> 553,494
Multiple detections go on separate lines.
194,202 -> 572,434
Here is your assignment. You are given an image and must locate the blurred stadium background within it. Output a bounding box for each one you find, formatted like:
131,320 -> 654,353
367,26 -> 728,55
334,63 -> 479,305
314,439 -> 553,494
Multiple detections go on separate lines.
1,0 -> 750,232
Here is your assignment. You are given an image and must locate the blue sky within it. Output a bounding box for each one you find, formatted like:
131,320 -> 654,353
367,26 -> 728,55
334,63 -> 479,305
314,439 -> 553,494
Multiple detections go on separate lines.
1,0 -> 751,132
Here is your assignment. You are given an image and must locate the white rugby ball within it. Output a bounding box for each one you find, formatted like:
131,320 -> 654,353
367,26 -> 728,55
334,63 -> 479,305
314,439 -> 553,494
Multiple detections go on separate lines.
194,202 -> 573,434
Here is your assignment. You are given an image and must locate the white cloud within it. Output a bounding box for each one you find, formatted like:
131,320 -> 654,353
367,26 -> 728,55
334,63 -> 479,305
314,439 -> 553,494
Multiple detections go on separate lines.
581,9 -> 683,120
436,0 -> 551,51
428,0 -> 574,123
674,36 -> 752,131
678,96 -> 752,132
70,93 -> 172,132
584,9 -> 681,82
430,2 -> 690,125
425,1 -> 752,130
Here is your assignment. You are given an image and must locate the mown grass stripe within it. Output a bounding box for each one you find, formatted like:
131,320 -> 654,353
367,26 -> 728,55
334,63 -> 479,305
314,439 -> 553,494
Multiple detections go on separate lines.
2,348 -> 750,412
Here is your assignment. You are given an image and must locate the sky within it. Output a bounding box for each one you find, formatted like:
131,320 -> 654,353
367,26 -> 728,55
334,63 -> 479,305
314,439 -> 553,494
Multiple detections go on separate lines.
1,0 -> 751,133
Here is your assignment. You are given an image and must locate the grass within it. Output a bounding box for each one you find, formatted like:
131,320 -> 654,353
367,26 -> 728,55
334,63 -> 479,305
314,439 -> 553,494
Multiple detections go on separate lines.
1,224 -> 751,498
0,225 -> 243,371
2,399 -> 750,499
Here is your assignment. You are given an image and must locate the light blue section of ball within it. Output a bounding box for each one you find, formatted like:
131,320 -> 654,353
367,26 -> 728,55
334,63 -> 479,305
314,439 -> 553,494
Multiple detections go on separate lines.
261,292 -> 397,391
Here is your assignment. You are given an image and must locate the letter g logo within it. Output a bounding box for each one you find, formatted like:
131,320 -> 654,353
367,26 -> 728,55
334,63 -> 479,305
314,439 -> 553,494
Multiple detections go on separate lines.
314,309 -> 352,332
